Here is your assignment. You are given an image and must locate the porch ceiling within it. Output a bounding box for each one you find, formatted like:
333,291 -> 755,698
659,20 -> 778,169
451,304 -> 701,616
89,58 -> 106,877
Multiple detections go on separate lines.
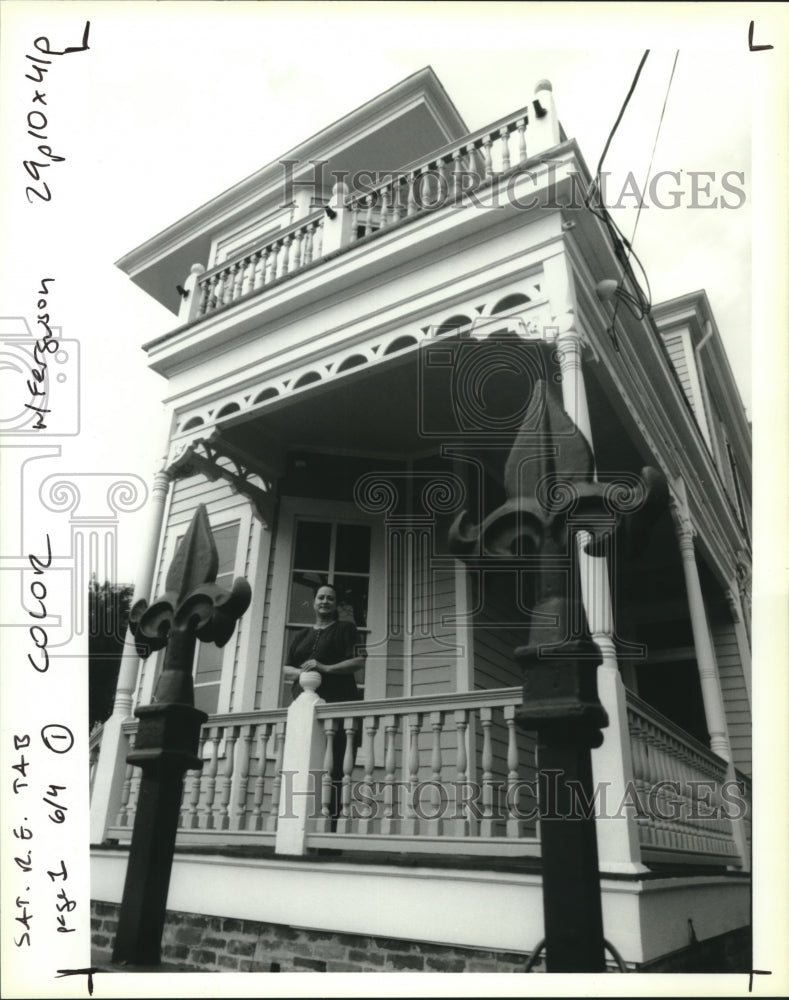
217,336 -> 547,463
219,346 -> 429,459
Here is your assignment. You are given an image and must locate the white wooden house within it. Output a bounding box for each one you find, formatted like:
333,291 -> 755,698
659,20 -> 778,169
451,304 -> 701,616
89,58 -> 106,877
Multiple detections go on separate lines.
89,68 -> 752,972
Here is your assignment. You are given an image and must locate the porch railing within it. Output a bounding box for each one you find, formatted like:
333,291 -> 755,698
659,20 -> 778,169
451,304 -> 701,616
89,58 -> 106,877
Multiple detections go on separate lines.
105,688 -> 540,856
100,685 -> 747,867
626,691 -> 742,865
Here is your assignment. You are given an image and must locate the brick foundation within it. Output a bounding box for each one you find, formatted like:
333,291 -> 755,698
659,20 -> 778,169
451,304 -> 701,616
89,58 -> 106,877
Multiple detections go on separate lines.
91,901 -> 539,972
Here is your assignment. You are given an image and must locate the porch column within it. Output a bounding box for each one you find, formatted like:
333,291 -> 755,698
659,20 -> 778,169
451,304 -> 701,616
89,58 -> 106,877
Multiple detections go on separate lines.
669,482 -> 732,761
90,460 -> 172,843
555,313 -> 645,872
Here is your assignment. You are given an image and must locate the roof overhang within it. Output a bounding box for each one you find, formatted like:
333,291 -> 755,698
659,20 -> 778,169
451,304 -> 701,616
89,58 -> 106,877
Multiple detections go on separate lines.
116,67 -> 468,315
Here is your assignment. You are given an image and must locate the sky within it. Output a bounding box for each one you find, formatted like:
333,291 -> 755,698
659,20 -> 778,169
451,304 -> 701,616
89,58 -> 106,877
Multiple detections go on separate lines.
0,0 -> 782,590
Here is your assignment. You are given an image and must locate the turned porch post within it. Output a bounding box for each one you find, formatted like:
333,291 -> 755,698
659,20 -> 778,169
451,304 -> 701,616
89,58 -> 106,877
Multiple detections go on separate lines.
90,460 -> 172,844
669,480 -> 732,762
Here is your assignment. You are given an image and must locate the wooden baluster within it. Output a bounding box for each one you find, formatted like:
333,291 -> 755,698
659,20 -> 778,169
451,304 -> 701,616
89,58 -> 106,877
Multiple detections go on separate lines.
319,718 -> 337,832
379,185 -> 391,229
180,726 -> 205,829
402,713 -> 422,836
293,228 -> 305,270
407,171 -> 419,216
357,714 -> 378,835
499,126 -> 511,172
196,276 -> 210,317
232,260 -> 244,301
217,267 -> 229,306
239,255 -> 253,298
337,717 -> 357,833
503,705 -> 523,838
127,743 -> 142,826
230,724 -> 252,831
479,707 -> 496,837
252,249 -> 265,291
628,714 -> 652,846
259,246 -> 272,286
279,234 -> 293,278
482,134 -> 494,179
212,271 -> 225,311
676,744 -> 696,851
452,710 -> 471,836
200,727 -> 220,829
222,265 -> 236,305
266,242 -> 279,283
438,156 -> 452,204
183,729 -> 206,830
667,737 -> 691,851
265,722 -> 286,832
117,748 -> 134,827
313,218 -> 324,258
452,149 -> 465,203
216,727 -> 237,830
350,200 -> 360,240
302,225 -> 314,266
250,723 -> 270,830
364,195 -> 375,235
380,715 -> 399,834
423,710 -> 443,836
516,116 -> 528,162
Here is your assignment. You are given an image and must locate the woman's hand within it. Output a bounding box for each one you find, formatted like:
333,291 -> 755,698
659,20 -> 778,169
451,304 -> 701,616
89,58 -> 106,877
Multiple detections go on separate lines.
300,659 -> 323,674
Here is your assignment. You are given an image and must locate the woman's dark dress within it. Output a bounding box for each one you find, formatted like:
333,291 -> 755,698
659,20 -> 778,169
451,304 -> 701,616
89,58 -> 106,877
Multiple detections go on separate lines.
288,619 -> 364,821
288,619 -> 363,704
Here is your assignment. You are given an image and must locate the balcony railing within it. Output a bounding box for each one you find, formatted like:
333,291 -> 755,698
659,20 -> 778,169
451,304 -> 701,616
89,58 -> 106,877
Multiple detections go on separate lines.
177,87 -> 561,327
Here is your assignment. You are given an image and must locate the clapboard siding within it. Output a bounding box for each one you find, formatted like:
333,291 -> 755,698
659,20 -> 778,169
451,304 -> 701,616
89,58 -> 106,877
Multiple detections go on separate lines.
411,567 -> 458,695
662,330 -> 698,417
254,531 -> 279,709
472,578 -> 536,833
711,618 -> 751,775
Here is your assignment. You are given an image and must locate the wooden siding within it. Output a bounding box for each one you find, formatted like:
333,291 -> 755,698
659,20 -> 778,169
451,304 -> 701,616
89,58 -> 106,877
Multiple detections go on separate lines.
472,574 -> 536,834
711,618 -> 751,775
254,530 -> 279,709
662,330 -> 698,418
411,565 -> 458,696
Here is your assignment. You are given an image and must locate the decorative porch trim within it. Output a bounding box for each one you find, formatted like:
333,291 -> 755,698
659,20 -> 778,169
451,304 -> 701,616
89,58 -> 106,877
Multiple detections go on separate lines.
167,431 -> 279,527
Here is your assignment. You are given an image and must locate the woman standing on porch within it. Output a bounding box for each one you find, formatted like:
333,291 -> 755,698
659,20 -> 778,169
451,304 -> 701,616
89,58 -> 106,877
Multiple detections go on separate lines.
283,583 -> 365,822
283,583 -> 366,701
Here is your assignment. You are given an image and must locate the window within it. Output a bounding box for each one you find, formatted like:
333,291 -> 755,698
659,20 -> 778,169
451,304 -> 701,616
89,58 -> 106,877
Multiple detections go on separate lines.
191,522 -> 240,714
282,518 -> 372,702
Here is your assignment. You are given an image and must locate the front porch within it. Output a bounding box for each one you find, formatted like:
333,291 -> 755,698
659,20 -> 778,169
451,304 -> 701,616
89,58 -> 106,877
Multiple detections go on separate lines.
94,680 -> 747,868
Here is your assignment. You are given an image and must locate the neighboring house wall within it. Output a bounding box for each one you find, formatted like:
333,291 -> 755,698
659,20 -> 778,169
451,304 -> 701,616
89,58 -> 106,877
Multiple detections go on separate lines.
711,617 -> 752,776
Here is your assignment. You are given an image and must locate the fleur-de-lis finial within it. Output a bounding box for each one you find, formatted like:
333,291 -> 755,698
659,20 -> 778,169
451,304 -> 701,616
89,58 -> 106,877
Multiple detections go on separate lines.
129,504 -> 251,704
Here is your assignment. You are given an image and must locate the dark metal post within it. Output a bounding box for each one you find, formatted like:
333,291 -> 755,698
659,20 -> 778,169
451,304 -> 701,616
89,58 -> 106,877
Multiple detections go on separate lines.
516,641 -> 607,972
449,378 -> 667,973
112,504 -> 251,966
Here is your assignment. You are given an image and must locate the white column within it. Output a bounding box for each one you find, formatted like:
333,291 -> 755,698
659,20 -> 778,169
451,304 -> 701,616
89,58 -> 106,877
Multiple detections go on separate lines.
320,182 -> 353,254
670,483 -> 732,761
529,80 -> 562,155
275,672 -> 325,855
554,309 -> 645,872
178,262 -> 206,324
89,462 -> 172,843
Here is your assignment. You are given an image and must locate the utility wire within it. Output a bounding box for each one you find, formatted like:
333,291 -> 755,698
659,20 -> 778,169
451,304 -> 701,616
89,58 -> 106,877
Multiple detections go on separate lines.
609,51 -> 680,340
630,51 -> 680,254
